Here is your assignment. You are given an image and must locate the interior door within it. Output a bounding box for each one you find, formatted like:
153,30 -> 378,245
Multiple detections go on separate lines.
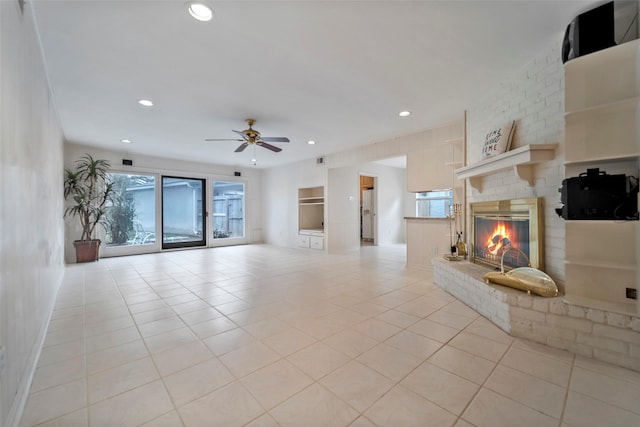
362,189 -> 374,240
161,176 -> 206,249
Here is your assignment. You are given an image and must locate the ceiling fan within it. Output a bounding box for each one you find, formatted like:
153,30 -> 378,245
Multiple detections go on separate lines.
205,119 -> 290,153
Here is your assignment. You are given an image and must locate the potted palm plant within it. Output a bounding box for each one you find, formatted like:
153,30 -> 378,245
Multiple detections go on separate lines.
63,154 -> 114,262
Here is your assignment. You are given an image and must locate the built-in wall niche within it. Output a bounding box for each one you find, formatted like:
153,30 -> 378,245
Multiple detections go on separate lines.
563,39 -> 639,315
298,186 -> 324,250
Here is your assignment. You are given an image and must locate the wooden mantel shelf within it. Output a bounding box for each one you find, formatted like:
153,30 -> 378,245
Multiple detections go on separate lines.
454,144 -> 557,192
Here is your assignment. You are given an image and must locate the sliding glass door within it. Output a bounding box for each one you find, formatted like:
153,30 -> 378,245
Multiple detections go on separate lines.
101,174 -> 248,255
211,180 -> 245,245
162,176 -> 206,249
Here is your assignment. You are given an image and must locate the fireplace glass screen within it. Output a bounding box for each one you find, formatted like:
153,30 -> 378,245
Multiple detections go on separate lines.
470,198 -> 543,271
474,217 -> 530,269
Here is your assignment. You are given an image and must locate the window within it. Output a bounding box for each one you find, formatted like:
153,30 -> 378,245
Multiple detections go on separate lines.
416,190 -> 453,218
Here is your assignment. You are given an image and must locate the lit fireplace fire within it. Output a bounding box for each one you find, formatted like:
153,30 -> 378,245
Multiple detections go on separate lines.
474,216 -> 529,269
486,224 -> 511,255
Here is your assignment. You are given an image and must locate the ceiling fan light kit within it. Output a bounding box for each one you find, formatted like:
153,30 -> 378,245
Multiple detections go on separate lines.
205,118 -> 290,154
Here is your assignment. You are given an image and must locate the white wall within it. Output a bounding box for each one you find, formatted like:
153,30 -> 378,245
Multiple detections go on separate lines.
64,143 -> 265,262
0,2 -> 65,426
262,120 -> 463,256
263,156 -> 409,252
262,158 -> 327,248
327,166 -> 360,252
363,165 -> 407,245
466,38 -> 566,286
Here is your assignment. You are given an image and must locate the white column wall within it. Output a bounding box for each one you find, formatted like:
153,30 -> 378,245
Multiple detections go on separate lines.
0,2 -> 66,426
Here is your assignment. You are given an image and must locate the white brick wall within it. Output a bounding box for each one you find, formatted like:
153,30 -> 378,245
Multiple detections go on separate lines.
466,41 -> 566,287
435,38 -> 640,370
432,258 -> 511,332
432,259 -> 640,372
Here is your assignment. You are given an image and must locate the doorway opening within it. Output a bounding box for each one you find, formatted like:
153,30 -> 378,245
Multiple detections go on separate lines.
360,174 -> 376,246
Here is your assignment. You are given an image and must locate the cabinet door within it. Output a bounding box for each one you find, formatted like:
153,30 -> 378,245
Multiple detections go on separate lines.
407,145 -> 453,192
407,149 -> 425,192
297,235 -> 310,248
310,236 -> 324,250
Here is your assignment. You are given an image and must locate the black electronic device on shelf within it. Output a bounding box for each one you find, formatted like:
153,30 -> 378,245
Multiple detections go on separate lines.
562,1 -> 639,64
562,2 -> 616,63
555,168 -> 639,220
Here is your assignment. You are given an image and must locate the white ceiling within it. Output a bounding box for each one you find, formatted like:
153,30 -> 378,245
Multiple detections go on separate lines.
31,0 -> 595,169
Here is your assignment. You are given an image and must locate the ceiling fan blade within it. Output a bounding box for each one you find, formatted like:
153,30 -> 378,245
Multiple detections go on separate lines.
205,138 -> 244,141
260,136 -> 290,143
232,130 -> 249,140
259,142 -> 282,152
234,143 -> 249,152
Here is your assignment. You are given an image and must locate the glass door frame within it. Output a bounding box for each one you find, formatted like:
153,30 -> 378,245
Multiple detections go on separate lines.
101,169 -> 162,258
161,175 -> 207,250
208,176 -> 249,248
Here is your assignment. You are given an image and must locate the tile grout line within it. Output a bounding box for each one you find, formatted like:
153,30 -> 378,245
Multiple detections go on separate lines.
451,331 -> 519,426
112,259 -> 187,427
557,352 -> 576,427
83,266 -> 90,427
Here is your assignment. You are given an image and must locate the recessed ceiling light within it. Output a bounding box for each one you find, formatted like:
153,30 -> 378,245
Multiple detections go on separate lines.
307,140 -> 316,145
187,2 -> 213,22
138,99 -> 153,107
251,158 -> 257,163
121,139 -> 132,144
398,111 -> 411,117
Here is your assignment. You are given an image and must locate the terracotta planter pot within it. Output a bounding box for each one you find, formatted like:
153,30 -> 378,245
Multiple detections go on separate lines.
73,240 -> 101,263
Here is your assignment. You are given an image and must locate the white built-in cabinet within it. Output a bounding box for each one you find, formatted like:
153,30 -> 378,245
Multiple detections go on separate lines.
445,137 -> 465,211
563,39 -> 640,315
407,141 -> 454,192
298,186 -> 324,250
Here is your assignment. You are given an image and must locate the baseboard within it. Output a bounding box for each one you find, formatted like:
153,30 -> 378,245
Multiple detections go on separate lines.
5,269 -> 64,427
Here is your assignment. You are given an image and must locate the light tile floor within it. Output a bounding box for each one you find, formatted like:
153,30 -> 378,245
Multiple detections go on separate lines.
20,244 -> 640,427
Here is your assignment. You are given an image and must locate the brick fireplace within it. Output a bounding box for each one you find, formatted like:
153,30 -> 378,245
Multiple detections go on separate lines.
432,255 -> 640,372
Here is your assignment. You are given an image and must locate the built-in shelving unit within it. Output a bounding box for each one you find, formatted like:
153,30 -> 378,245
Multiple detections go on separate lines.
298,186 -> 325,250
562,39 -> 640,315
454,144 -> 557,192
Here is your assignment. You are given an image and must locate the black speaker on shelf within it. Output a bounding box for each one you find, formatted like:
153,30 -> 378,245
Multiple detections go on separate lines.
562,2 -> 616,63
555,168 -> 639,220
562,1 -> 639,63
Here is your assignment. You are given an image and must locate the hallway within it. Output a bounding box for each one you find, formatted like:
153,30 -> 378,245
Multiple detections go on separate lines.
20,245 -> 640,426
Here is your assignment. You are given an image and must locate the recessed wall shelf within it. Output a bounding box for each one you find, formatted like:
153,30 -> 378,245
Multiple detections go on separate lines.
454,144 -> 557,192
298,186 -> 325,250
562,39 -> 639,315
